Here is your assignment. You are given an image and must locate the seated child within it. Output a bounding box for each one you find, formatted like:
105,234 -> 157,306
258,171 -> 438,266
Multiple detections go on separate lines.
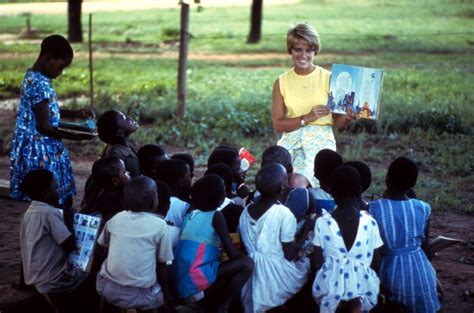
369,157 -> 441,313
173,174 -> 253,313
205,163 -> 244,233
96,110 -> 140,178
312,165 -> 383,313
81,156 -> 130,222
171,153 -> 195,179
344,160 -> 372,211
96,176 -> 174,311
19,169 -> 90,309
208,145 -> 249,203
239,163 -> 313,313
258,145 -> 317,220
156,159 -> 192,227
311,149 -> 343,213
137,144 -> 168,180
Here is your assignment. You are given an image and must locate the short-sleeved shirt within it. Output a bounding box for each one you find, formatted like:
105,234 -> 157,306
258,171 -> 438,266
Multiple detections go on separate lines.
165,197 -> 190,228
102,144 -> 141,178
98,211 -> 174,288
20,201 -> 71,289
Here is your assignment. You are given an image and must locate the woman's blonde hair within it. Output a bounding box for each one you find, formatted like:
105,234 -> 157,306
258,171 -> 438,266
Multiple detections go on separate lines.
286,23 -> 321,55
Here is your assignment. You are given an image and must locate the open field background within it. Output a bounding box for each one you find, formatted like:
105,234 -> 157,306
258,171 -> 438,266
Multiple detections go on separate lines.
0,0 -> 474,312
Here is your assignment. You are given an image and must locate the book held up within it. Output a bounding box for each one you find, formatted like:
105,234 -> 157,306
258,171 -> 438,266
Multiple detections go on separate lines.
327,64 -> 384,120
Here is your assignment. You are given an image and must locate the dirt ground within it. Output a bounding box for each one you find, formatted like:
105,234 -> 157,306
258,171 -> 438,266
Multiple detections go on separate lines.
0,154 -> 473,312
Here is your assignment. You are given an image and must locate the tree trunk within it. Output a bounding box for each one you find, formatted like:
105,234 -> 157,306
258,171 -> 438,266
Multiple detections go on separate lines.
177,3 -> 189,118
247,0 -> 263,44
68,0 -> 83,43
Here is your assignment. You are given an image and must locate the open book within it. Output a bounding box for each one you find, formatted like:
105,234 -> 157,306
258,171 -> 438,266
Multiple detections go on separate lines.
429,235 -> 463,254
58,118 -> 98,136
327,64 -> 384,120
68,212 -> 102,272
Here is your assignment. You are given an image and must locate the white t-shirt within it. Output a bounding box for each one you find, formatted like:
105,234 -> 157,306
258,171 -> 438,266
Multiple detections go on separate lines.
165,197 -> 190,228
98,211 -> 174,288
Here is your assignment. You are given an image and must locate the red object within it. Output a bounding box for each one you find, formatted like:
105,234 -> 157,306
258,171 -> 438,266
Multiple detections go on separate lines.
239,148 -> 256,170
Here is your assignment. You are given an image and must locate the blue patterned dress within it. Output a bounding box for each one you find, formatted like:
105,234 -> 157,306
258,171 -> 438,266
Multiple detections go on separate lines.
9,70 -> 76,205
369,199 -> 441,313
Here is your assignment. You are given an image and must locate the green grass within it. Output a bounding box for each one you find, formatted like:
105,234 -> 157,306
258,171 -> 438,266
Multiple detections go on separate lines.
0,0 -> 473,212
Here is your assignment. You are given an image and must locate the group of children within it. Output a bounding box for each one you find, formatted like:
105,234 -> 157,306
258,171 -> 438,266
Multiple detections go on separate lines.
18,107 -> 442,313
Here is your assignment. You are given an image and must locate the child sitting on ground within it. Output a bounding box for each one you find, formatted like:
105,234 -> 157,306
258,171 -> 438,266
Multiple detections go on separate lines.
173,174 -> 254,313
239,163 -> 313,313
311,149 -> 344,213
171,153 -> 195,179
208,145 -> 250,205
156,159 -> 192,228
81,157 -> 130,222
137,144 -> 168,180
344,160 -> 372,211
96,110 -> 140,178
19,169 -> 93,312
369,157 -> 441,313
96,176 -> 174,312
312,165 -> 383,313
205,163 -> 244,233
154,180 -> 180,249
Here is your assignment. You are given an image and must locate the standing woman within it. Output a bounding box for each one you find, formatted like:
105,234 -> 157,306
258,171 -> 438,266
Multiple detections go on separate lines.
272,23 -> 354,187
10,34 -> 94,206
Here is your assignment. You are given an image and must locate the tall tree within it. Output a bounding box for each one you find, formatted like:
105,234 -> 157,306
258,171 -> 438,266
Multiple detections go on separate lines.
68,0 -> 83,43
247,0 -> 263,43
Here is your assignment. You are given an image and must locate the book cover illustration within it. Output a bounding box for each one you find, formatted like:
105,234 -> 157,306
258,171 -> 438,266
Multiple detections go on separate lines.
68,213 -> 102,272
327,64 -> 384,120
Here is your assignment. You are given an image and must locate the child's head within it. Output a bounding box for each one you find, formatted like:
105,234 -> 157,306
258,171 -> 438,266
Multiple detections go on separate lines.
156,159 -> 192,195
171,153 -> 195,179
20,169 -> 59,205
208,145 -> 244,185
386,157 -> 418,192
124,176 -> 158,212
329,165 -> 361,202
97,110 -> 138,144
255,163 -> 288,198
344,161 -> 372,194
191,174 -> 225,211
314,149 -> 343,190
92,157 -> 130,190
137,144 -> 168,180
154,180 -> 171,217
205,163 -> 234,195
38,35 -> 73,79
261,145 -> 293,174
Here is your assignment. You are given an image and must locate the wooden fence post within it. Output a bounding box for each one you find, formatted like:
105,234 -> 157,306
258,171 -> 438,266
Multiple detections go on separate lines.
177,2 -> 189,119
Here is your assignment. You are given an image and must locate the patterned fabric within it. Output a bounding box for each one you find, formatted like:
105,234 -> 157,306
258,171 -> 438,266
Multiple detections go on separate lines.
278,125 -> 336,187
239,203 -> 309,313
173,210 -> 221,300
10,70 -> 75,205
312,211 -> 383,313
369,199 -> 441,313
278,66 -> 332,126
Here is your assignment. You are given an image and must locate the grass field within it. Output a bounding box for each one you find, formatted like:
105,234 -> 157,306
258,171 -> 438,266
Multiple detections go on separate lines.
0,0 -> 473,212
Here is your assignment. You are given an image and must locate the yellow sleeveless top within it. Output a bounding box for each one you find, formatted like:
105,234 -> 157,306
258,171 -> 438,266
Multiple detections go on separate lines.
279,66 -> 332,126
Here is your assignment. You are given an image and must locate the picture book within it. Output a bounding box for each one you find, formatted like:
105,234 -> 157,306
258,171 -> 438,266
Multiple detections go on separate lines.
59,210 -> 102,272
429,235 -> 463,254
58,118 -> 98,136
326,64 -> 384,120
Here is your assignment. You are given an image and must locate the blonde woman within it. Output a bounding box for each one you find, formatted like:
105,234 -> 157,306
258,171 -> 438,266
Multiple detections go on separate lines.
272,23 -> 355,187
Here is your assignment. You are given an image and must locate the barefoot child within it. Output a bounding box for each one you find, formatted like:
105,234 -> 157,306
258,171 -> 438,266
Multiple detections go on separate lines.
96,110 -> 140,178
96,176 -> 174,311
312,165 -> 383,313
10,34 -> 94,206
369,157 -> 441,313
173,174 -> 254,313
239,163 -> 313,313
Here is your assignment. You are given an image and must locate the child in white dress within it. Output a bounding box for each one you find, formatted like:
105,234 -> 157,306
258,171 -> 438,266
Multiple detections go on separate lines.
312,165 -> 383,313
239,163 -> 314,313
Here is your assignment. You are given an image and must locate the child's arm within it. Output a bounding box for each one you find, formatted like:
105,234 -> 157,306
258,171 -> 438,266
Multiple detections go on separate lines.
283,216 -> 315,261
60,207 -> 76,253
370,247 -> 382,273
213,211 -> 244,259
156,261 -> 176,313
421,217 -> 432,260
34,100 -> 94,141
